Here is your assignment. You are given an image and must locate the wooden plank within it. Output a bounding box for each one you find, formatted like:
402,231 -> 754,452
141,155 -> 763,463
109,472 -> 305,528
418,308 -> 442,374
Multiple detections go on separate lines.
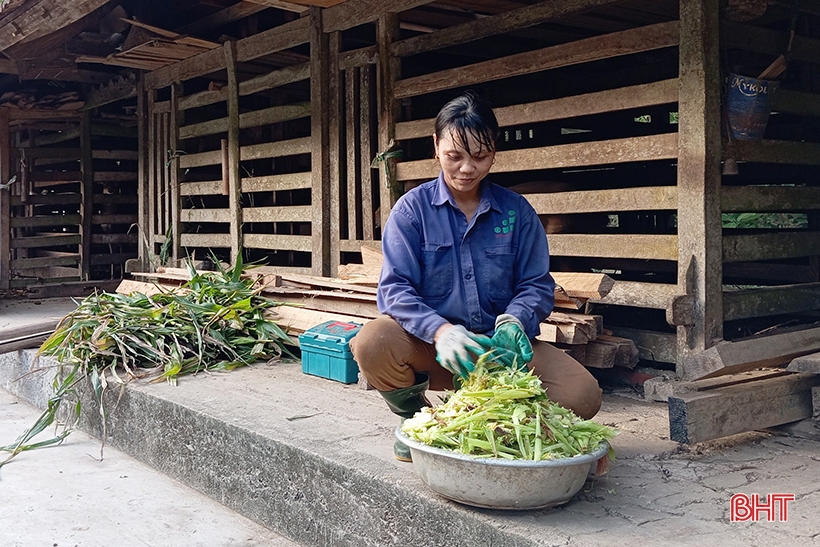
723,232 -> 820,262
10,214 -> 82,228
0,108 -> 10,289
90,253 -> 137,266
682,326 -> 820,380
235,16 -> 310,63
243,234 -> 312,252
11,234 -> 82,248
668,373 -> 820,443
397,134 -> 678,181
275,273 -> 378,295
177,1 -> 269,34
22,279 -> 120,298
721,185 -> 820,212
345,67 -> 359,242
145,47 -> 225,91
550,272 -> 614,299
180,233 -> 231,248
241,138 -> 312,160
644,369 -> 790,402
178,150 -> 221,169
243,206 -> 312,223
310,7 -> 331,276
80,111 -> 93,281
526,186 -> 676,215
340,45 -> 378,70
725,140 -> 820,166
93,149 -> 139,161
225,41 -> 243,264
609,326 -> 677,364
328,32 -> 343,278
377,13 -> 400,232
10,255 -> 80,269
359,64 -> 375,241
11,194 -> 81,206
676,0 -> 723,373
723,20 -> 820,66
180,208 -> 231,223
536,323 -> 589,345
270,305 -> 370,338
178,103 -> 311,140
261,287 -> 379,318
180,181 -> 222,196
393,0 -> 621,58
584,339 -> 618,368
394,22 -> 679,99
787,352 -> 820,374
170,83 -> 182,264
0,0 -> 110,52
548,234 -> 677,260
91,234 -> 138,245
596,334 -> 639,369
241,172 -> 312,193
590,281 -> 678,310
724,283 -> 820,322
322,0 -> 431,34
396,79 -> 679,140
239,62 -> 311,98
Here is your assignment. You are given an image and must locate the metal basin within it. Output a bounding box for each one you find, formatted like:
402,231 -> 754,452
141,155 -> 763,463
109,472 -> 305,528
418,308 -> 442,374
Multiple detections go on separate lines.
396,428 -> 608,510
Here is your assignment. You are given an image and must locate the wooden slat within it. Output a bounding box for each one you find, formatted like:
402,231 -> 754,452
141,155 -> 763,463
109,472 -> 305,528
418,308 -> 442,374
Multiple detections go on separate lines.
359,64 -> 375,241
241,138 -> 312,161
93,193 -> 138,204
10,255 -> 80,270
10,234 -> 82,248
93,171 -> 137,182
91,233 -> 138,244
668,373 -> 820,443
394,22 -> 679,99
80,112 -> 93,281
241,172 -> 312,193
723,232 -> 820,262
0,108 -> 8,289
398,134 -> 678,181
590,281 -> 678,310
548,234 -> 677,260
90,252 -> 137,266
724,283 -> 820,321
394,0 -> 623,58
396,79 -> 679,140
723,20 -> 820,66
11,193 -> 81,206
243,233 -> 312,252
180,233 -> 231,247
609,326 -> 676,364
181,208 -> 231,223
243,205 -> 312,223
526,186 -> 676,215
178,102 -> 311,140
339,45 -> 378,70
345,67 -> 359,241
178,150 -> 221,169
180,180 -> 222,196
550,272 -> 613,299
721,185 -> 820,212
10,214 -> 82,228
93,149 -> 139,161
18,147 -> 81,159
322,0 -> 431,34
270,305 -> 370,338
725,139 -> 820,166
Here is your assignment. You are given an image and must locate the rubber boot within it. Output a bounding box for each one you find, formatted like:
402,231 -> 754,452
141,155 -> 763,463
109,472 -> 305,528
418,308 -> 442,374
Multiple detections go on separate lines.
379,373 -> 431,462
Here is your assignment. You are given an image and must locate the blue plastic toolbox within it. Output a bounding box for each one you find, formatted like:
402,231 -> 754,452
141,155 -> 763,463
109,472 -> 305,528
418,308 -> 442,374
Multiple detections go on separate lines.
298,320 -> 362,384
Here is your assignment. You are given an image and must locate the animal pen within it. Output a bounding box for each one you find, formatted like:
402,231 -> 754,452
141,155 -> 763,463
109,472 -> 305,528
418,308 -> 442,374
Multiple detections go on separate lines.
1,0 -> 820,393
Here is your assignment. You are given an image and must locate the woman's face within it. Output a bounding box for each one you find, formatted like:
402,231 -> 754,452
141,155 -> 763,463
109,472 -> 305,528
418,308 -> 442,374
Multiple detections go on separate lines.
434,129 -> 495,199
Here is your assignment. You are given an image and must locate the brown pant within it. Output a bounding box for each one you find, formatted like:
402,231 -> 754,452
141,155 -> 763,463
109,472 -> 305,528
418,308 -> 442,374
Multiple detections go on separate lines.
350,315 -> 603,419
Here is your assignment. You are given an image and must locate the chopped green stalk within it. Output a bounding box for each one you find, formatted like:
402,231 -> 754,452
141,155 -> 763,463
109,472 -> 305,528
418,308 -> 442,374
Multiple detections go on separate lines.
402,356 -> 617,461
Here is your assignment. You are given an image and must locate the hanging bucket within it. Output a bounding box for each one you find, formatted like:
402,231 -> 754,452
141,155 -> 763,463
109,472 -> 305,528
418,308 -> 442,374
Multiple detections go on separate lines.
725,73 -> 779,140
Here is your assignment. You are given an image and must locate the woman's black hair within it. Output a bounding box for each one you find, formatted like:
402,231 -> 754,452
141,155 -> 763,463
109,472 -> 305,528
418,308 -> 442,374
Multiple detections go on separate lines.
434,90 -> 499,157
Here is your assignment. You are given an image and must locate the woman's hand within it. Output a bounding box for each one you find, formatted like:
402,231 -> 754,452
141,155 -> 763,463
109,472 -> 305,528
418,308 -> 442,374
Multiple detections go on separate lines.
491,314 -> 533,368
434,324 -> 491,378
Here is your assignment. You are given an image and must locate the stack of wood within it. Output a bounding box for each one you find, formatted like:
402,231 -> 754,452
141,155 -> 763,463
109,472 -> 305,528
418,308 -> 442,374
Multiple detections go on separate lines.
125,249 -> 638,372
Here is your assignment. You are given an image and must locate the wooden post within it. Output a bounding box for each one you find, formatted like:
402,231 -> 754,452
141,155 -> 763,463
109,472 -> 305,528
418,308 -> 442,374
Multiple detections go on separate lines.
224,41 -> 243,265
360,64 -> 375,242
80,110 -> 94,281
147,88 -> 158,268
328,31 -> 342,277
137,75 -> 151,271
310,6 -> 331,276
377,12 -> 400,232
0,107 -> 9,289
677,0 -> 723,375
169,82 -> 182,265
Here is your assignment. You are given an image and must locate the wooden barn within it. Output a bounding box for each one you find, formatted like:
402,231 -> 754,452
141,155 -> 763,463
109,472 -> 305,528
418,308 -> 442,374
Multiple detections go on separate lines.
1,0 -> 819,382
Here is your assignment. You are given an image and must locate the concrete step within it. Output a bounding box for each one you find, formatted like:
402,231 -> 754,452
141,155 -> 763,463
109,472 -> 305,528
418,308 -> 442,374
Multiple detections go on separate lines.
3,349 -> 820,547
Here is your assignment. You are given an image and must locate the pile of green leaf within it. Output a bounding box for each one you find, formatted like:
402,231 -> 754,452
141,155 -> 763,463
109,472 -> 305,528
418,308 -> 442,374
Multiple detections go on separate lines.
1,259 -> 292,467
401,355 -> 616,461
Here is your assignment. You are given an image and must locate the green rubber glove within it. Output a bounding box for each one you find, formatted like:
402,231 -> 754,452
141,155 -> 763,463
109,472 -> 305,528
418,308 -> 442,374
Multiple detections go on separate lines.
491,314 -> 534,368
435,325 -> 492,378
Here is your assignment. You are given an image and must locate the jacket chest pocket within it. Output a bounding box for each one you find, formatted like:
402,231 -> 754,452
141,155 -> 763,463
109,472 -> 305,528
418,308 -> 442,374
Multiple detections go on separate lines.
483,245 -> 515,303
420,243 -> 453,299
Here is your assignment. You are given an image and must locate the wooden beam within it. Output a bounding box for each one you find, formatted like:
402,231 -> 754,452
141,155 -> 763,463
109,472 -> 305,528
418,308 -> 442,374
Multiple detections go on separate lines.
589,281 -> 679,310
722,185 -> 820,212
243,233 -> 312,252
310,7 -> 331,276
725,140 -> 820,166
682,326 -> 820,380
170,83 -> 182,264
376,12 -> 400,231
241,172 -> 311,193
329,32 -> 343,277
0,0 -> 110,52
178,103 -> 311,140
526,186 -> 677,215
676,0 -> 723,374
243,205 -> 312,223
224,41 -> 243,265
180,233 -> 231,248
548,234 -> 677,260
394,0 -> 622,58
0,107 -> 9,289
397,134 -> 678,181
724,283 -> 820,321
723,232 -> 820,262
80,111 -> 93,281
669,373 -> 820,443
322,0 -> 431,34
137,75 -> 151,270
394,21 -> 679,99
177,2 -> 269,34
396,79 -> 679,140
